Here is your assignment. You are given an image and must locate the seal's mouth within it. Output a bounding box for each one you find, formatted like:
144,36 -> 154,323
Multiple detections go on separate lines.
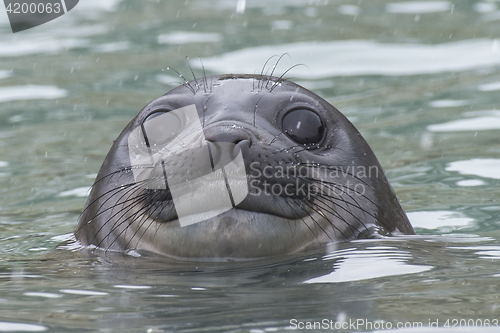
144,177 -> 315,225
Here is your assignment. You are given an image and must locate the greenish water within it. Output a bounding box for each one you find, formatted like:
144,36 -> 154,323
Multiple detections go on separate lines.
1,0 -> 500,332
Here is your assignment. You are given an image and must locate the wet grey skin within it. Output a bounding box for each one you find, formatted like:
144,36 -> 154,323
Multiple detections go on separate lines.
75,74 -> 414,259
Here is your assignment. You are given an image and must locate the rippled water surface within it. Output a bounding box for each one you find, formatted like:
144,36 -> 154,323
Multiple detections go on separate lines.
1,0 -> 500,332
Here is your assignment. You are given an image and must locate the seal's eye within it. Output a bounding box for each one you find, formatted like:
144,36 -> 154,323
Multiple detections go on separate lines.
142,111 -> 182,148
282,109 -> 325,145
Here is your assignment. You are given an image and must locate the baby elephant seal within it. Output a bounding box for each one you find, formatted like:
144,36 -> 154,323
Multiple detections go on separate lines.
75,74 -> 414,259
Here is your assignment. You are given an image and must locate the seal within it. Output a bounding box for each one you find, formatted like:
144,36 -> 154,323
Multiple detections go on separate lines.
75,74 -> 414,259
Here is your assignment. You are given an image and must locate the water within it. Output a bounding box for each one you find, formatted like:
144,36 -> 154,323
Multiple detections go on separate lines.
0,0 -> 500,332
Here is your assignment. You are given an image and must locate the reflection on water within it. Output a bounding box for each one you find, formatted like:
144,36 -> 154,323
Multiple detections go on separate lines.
157,31 -> 223,44
446,159 -> 500,179
304,245 -> 433,283
0,85 -> 67,103
408,210 -> 474,229
0,236 -> 499,332
199,39 -> 500,77
385,1 -> 453,14
479,81 -> 500,91
0,0 -> 500,331
428,115 -> 500,131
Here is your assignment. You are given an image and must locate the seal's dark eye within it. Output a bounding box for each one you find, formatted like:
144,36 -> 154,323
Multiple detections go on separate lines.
142,111 -> 182,147
282,109 -> 325,145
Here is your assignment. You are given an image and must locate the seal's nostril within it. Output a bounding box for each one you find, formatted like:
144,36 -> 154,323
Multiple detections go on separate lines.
203,124 -> 252,146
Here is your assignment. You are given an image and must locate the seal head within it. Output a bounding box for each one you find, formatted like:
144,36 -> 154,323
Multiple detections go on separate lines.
75,74 -> 414,259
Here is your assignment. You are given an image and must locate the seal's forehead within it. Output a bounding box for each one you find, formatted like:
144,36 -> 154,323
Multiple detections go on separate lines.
147,75 -> 332,126
165,75 -> 307,97
210,75 -> 305,94
201,76 -> 318,111
210,77 -> 257,93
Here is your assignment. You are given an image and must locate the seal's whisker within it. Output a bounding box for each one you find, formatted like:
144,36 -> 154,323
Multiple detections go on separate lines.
282,161 -> 374,186
314,178 -> 379,208
303,167 -> 373,188
78,165 -> 158,222
294,175 -> 376,230
269,64 -> 308,92
304,194 -> 363,238
101,182 -> 164,248
124,198 -> 168,251
151,204 -> 175,244
284,200 -> 324,244
280,196 -> 338,242
136,197 -> 174,248
283,171 -> 374,236
307,177 -> 391,234
111,201 -> 147,250
312,183 -> 370,226
266,53 -> 290,89
107,184 -> 142,221
305,172 -> 386,218
91,188 -> 149,247
104,197 -> 152,251
273,198 -> 297,238
77,182 -> 128,226
85,187 -> 146,234
300,199 -> 353,240
267,132 -> 285,145
97,197 -> 146,251
165,67 -> 196,94
93,167 -> 133,183
199,57 -> 208,94
76,178 -> 143,235
259,55 -> 279,91
104,180 -> 176,252
105,174 -> 171,211
296,174 -> 368,208
300,203 -> 335,242
82,164 -> 165,205
87,177 -> 164,239
260,66 -> 275,92
186,56 -> 199,89
311,204 -> 344,240
109,192 -> 173,252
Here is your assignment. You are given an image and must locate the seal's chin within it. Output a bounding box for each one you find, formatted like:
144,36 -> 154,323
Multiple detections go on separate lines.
138,207 -> 331,259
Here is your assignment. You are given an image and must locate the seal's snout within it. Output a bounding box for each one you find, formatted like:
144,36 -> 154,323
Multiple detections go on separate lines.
203,124 -> 253,160
203,124 -> 252,146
